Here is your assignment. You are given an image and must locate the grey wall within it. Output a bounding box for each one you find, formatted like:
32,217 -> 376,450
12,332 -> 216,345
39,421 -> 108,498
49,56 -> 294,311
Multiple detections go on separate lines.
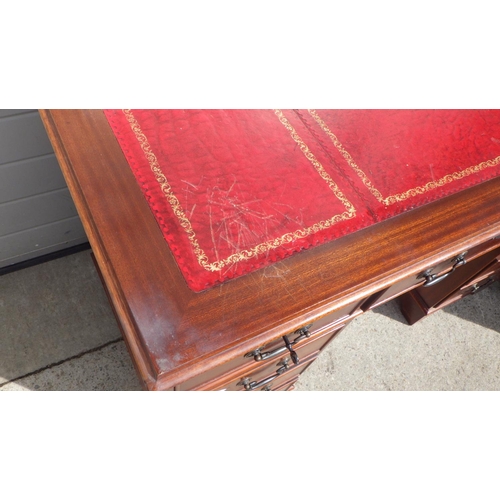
0,110 -> 87,268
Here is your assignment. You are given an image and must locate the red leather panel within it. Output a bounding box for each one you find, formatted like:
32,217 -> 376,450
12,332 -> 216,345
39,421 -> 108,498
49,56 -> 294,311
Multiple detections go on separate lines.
104,109 -> 500,291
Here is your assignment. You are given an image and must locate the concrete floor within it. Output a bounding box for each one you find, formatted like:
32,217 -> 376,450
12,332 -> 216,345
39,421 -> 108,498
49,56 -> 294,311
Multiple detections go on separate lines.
1,249 -> 499,391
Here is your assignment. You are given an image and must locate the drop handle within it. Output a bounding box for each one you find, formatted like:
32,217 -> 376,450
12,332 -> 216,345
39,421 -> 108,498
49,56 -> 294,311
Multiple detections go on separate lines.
422,253 -> 467,287
244,324 -> 312,364
238,359 -> 291,391
283,335 -> 299,364
470,277 -> 494,295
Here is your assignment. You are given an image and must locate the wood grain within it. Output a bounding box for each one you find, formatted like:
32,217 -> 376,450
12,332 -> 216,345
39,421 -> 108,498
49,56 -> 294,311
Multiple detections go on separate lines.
40,110 -> 500,390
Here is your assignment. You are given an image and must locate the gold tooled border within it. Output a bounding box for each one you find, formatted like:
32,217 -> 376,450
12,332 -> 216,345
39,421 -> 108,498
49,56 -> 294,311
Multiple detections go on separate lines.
309,109 -> 500,206
123,109 -> 356,272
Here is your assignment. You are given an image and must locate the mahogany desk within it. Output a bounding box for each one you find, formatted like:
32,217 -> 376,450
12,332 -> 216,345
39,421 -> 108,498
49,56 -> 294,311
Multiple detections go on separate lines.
40,110 -> 500,391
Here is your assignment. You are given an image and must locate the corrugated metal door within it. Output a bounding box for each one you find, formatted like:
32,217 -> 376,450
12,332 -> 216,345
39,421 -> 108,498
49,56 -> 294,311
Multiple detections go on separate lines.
0,110 -> 87,268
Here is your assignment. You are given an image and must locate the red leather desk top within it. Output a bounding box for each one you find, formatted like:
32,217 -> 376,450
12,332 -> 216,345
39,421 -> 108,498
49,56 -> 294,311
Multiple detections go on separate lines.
103,110 -> 500,292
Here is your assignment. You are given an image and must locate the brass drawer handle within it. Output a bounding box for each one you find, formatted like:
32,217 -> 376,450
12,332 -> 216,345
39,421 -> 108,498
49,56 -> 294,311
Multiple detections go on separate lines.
422,253 -> 467,287
238,359 -> 290,391
244,324 -> 312,365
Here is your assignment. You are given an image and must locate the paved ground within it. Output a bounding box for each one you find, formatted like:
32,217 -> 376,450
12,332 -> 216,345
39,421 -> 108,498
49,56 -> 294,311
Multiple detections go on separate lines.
1,249 -> 499,391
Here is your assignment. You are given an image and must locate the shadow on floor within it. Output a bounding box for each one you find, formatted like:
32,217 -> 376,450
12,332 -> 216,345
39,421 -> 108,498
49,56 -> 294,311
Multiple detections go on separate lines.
372,281 -> 500,333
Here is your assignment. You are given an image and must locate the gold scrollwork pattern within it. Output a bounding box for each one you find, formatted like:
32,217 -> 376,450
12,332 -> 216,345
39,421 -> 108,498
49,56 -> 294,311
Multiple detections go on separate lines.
309,109 -> 500,206
123,109 -> 356,272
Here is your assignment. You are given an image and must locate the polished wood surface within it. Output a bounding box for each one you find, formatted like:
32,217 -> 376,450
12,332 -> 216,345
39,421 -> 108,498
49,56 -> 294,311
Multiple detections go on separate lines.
40,110 -> 500,390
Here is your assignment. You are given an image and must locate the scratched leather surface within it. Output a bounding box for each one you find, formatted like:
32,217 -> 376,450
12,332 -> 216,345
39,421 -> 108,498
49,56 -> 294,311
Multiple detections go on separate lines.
297,110 -> 500,221
104,109 -> 500,291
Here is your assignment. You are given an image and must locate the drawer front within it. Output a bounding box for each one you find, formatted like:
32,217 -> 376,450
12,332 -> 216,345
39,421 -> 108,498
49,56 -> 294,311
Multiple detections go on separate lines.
363,253 -> 467,311
400,254 -> 500,324
363,236 -> 500,311
465,257 -> 500,286
177,306 -> 355,391
188,321 -> 344,391
459,260 -> 500,297
417,246 -> 500,309
435,267 -> 500,310
272,376 -> 299,391
243,317 -> 348,365
234,352 -> 318,392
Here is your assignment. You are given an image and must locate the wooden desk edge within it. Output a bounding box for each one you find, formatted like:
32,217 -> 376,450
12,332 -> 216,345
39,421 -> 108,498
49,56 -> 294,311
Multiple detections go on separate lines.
40,109 -> 158,390
40,109 -> 500,390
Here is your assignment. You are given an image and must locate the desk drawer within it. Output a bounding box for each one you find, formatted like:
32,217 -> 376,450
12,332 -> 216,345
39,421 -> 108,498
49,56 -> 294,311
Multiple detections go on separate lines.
415,246 -> 500,309
363,236 -> 500,311
362,252 -> 468,311
232,352 -> 318,392
273,376 -> 299,391
458,259 -> 500,297
177,306 -> 355,390
424,262 -> 500,312
183,321 -> 344,391
400,252 -> 500,324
